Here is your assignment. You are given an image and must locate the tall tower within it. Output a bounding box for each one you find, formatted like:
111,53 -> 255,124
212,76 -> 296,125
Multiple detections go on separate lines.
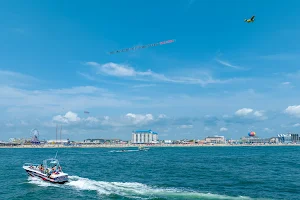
60,125 -> 62,146
56,124 -> 58,145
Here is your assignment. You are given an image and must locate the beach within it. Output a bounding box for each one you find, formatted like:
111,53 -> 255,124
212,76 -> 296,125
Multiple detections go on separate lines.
1,143 -> 300,148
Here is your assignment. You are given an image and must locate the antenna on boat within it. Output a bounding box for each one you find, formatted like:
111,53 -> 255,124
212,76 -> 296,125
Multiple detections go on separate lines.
56,124 -> 58,146
55,151 -> 58,159
60,124 -> 62,146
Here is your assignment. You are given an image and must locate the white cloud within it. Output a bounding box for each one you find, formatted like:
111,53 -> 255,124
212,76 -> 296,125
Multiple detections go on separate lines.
125,113 -> 154,125
85,62 -> 242,87
84,117 -> 99,123
100,62 -> 137,77
254,110 -> 268,120
179,125 -> 193,129
279,82 -> 293,89
220,127 -> 228,132
284,105 -> 300,118
5,123 -> 14,127
158,114 -> 167,119
100,116 -> 122,127
253,111 -> 264,117
216,59 -> 246,70
49,86 -> 107,95
132,84 -> 156,88
222,115 -> 230,118
77,71 -> 96,81
204,127 -> 210,131
235,108 -> 253,116
48,112 -> 168,128
0,70 -> 39,87
20,120 -> 28,126
3,68 -> 300,140
50,112 -> 117,128
264,128 -> 272,132
293,123 -> 300,127
229,108 -> 268,122
0,85 -> 132,117
85,62 -> 101,67
104,116 -> 109,120
53,111 -> 81,123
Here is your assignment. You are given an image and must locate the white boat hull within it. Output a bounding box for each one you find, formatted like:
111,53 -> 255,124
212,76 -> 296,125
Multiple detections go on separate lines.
23,166 -> 68,184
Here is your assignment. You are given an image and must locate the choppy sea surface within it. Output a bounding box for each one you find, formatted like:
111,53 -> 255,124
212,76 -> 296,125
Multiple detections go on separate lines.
0,146 -> 299,200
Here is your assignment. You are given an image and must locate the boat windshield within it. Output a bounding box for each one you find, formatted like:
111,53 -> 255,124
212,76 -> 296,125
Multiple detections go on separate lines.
43,158 -> 61,170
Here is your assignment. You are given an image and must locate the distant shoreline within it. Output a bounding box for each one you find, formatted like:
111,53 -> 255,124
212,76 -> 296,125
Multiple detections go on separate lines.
1,143 -> 300,148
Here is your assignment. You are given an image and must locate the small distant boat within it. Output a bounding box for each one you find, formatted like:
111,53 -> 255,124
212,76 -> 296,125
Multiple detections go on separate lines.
23,154 -> 68,184
138,146 -> 150,151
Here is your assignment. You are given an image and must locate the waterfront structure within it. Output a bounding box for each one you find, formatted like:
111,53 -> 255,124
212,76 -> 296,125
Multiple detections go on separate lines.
241,136 -> 268,144
240,136 -> 279,144
47,139 -> 70,144
83,139 -> 121,144
131,130 -> 158,144
196,139 -> 205,144
0,141 -> 20,146
205,136 -> 226,144
84,139 -> 106,143
291,134 -> 300,143
277,134 -> 292,143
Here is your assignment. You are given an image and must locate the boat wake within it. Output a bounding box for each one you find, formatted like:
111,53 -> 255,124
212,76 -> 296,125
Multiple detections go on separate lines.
27,176 -> 60,188
28,176 -> 269,200
109,150 -> 139,153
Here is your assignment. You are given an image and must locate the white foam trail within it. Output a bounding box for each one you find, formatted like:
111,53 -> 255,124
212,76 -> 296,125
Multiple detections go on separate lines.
65,176 -> 268,200
27,176 -> 59,188
27,175 -> 270,199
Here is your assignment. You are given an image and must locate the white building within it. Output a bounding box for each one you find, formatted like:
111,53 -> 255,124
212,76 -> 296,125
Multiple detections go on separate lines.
47,139 -> 70,144
131,130 -> 158,144
204,135 -> 226,144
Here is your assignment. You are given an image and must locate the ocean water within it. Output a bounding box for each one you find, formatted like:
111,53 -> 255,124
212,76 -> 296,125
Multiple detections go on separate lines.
0,146 -> 299,200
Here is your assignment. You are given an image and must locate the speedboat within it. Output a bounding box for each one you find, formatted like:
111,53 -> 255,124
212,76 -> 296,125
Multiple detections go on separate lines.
138,146 -> 150,151
23,158 -> 68,184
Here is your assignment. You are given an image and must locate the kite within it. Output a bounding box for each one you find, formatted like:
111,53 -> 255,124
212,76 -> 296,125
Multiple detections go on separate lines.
84,111 -> 90,114
244,16 -> 255,23
109,39 -> 176,54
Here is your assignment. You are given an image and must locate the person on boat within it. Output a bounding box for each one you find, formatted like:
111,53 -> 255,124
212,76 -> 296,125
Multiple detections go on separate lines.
49,166 -> 54,175
51,165 -> 59,174
58,166 -> 62,172
40,164 -> 44,172
51,165 -> 56,172
47,168 -> 51,178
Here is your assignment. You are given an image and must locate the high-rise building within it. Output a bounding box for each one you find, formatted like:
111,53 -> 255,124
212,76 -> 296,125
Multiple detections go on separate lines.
291,134 -> 300,142
131,130 -> 158,144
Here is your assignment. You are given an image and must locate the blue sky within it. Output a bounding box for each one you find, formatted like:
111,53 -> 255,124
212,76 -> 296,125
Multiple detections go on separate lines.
1,0 -> 300,141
